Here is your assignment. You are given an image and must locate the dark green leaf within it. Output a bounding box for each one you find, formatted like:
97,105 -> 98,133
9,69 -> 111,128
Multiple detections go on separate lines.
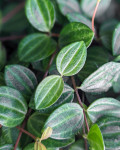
59,22 -> 94,48
56,41 -> 87,76
35,75 -> 64,110
18,33 -> 57,62
87,124 -> 105,150
0,86 -> 27,127
0,43 -> 6,71
5,65 -> 38,100
43,103 -> 84,139
0,73 -> 5,86
25,0 -> 55,32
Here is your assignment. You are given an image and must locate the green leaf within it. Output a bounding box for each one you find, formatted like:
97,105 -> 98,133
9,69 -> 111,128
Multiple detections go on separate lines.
0,144 -> 21,150
87,124 -> 105,150
69,139 -> 87,150
56,0 -> 81,16
0,43 -> 6,71
59,22 -> 94,48
67,12 -> 92,29
43,103 -> 84,139
80,62 -> 120,93
0,73 -> 5,86
78,46 -> 109,81
56,42 -> 87,76
25,0 -> 55,32
18,33 -> 57,62
112,23 -> 120,56
5,65 -> 38,100
87,98 -> 120,123
81,0 -> 111,18
97,116 -> 120,150
0,86 -> 27,127
35,75 -> 64,110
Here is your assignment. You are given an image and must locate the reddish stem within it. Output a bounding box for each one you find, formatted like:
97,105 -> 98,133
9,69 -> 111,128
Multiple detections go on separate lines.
51,33 -> 60,37
2,2 -> 25,24
0,124 -> 2,128
16,126 -> 36,140
92,0 -> 101,33
0,35 -> 25,42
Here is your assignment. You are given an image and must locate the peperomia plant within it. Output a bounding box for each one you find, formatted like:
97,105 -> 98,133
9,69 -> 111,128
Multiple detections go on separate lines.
0,0 -> 120,150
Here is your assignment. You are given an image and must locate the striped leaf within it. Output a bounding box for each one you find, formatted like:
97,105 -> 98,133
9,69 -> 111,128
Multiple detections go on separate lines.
0,144 -> 21,150
80,62 -> 120,93
78,46 -> 109,81
112,23 -> 120,56
69,139 -> 87,150
80,0 -> 111,18
18,33 -> 57,62
56,0 -> 81,16
67,12 -> 92,29
43,103 -> 84,139
59,22 -> 94,48
56,42 -> 87,76
5,65 -> 38,100
25,0 -> 55,32
0,73 -> 5,86
100,19 -> 119,50
0,43 -> 6,71
97,116 -> 120,150
87,124 -> 105,150
0,86 -> 27,127
35,75 -> 64,110
87,98 -> 120,123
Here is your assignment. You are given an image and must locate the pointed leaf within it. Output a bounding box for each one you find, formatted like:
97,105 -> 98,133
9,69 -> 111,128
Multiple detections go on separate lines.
0,86 -> 27,127
5,65 -> 38,100
80,62 -> 120,93
87,98 -> 120,123
56,42 -> 87,76
41,127 -> 53,141
18,33 -> 57,62
25,0 -> 55,32
87,124 -> 105,150
43,103 -> 84,139
59,22 -> 94,48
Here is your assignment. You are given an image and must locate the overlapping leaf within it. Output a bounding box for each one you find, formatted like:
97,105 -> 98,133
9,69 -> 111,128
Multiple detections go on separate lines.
56,42 -> 87,76
18,33 -> 57,62
59,22 -> 94,48
0,86 -> 27,127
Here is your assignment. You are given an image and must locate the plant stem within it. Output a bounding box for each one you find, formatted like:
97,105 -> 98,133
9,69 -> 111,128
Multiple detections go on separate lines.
0,35 -> 25,42
16,126 -> 36,140
0,124 -> 2,128
92,0 -> 101,33
51,33 -> 60,37
71,76 -> 89,132
2,2 -> 25,24
82,125 -> 88,150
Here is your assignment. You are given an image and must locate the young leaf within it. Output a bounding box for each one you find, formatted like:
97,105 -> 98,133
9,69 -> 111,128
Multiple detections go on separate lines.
87,98 -> 120,123
0,43 -> 6,71
18,33 -> 57,62
112,23 -> 120,56
25,0 -> 55,32
34,141 -> 46,150
35,75 -> 64,110
41,127 -> 53,141
43,103 -> 84,139
56,42 -> 87,76
56,0 -> 81,16
97,116 -> 120,150
0,86 -> 27,127
87,124 -> 105,150
80,62 -> 120,93
59,22 -> 94,48
5,65 -> 38,100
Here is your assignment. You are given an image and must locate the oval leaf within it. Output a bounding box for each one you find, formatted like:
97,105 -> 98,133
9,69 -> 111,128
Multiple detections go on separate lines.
59,22 -> 94,48
35,75 -> 64,110
43,103 -> 84,139
112,23 -> 120,56
5,65 -> 38,100
56,42 -> 87,76
0,86 -> 27,127
25,0 -> 55,32
87,124 -> 105,150
87,98 -> 120,123
18,33 -> 57,62
80,62 -> 120,93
